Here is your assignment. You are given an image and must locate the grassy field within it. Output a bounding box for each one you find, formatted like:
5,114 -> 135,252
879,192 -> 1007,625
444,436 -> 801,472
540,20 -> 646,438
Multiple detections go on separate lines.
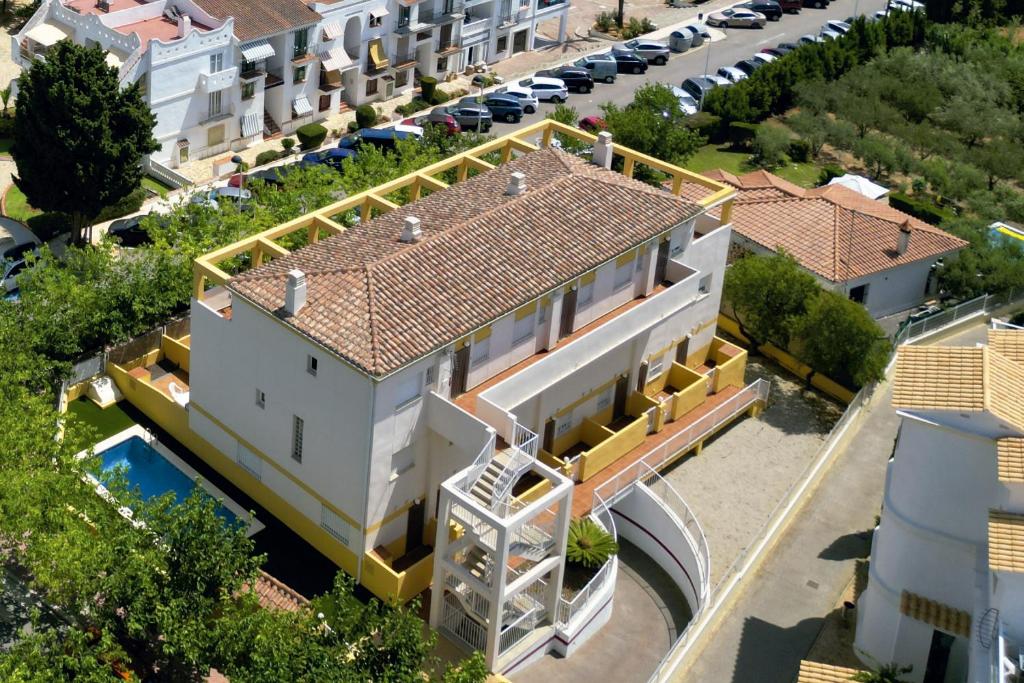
141,176 -> 173,197
67,398 -> 135,443
686,144 -> 823,188
3,185 -> 40,222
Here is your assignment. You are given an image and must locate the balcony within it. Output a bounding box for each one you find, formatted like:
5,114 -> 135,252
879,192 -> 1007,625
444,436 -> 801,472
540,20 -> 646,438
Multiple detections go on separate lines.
291,46 -> 318,65
421,2 -> 465,24
435,37 -> 461,55
392,50 -> 419,69
198,67 -> 238,94
199,104 -> 235,125
264,70 -> 285,89
536,0 -> 567,10
462,15 -> 490,37
654,363 -> 708,423
540,403 -> 649,483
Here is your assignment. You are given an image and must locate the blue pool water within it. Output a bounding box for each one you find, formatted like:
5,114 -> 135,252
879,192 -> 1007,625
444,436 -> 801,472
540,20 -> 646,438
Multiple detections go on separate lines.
97,436 -> 240,526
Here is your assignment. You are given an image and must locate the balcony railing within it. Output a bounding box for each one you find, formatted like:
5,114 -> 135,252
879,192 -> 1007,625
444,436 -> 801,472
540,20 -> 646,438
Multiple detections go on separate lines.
199,104 -> 235,125
537,0 -> 567,9
441,593 -> 488,651
392,51 -> 419,68
198,67 -> 238,93
557,551 -> 615,626
435,37 -> 460,54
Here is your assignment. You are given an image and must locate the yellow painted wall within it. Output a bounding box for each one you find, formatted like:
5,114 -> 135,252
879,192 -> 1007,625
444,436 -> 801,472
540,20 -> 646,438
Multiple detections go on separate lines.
578,414 -> 647,481
362,547 -> 434,603
66,381 -> 90,403
161,336 -> 191,373
627,392 -> 663,432
551,404 -> 613,457
669,363 -> 708,421
643,353 -> 670,396
710,338 -> 747,393
515,478 -> 553,505
685,342 -> 712,369
580,417 -> 613,448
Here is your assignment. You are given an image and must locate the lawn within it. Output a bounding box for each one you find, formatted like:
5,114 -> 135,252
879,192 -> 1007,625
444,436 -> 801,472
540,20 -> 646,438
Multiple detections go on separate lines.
67,397 -> 135,443
686,144 -> 824,188
4,185 -> 40,222
141,176 -> 173,197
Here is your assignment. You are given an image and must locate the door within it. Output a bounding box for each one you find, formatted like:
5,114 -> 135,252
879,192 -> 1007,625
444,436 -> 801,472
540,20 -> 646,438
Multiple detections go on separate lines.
542,417 -> 555,454
613,375 -> 628,419
559,288 -> 577,339
468,45 -> 478,64
635,361 -> 649,393
675,335 -> 691,365
654,239 -> 671,284
450,345 -> 470,398
513,29 -> 529,53
922,630 -> 953,683
405,499 -> 426,551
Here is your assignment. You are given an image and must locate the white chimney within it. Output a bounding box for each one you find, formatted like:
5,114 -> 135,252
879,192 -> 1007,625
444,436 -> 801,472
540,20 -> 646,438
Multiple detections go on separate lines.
284,269 -> 306,316
400,216 -> 422,243
593,131 -> 613,170
177,14 -> 192,38
897,219 -> 911,255
506,171 -> 527,196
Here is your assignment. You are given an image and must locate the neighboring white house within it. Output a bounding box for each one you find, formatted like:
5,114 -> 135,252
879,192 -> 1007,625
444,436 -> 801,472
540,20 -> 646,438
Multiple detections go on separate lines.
12,0 -> 570,168
855,330 -> 1024,683
827,173 -> 890,201
704,169 -> 968,318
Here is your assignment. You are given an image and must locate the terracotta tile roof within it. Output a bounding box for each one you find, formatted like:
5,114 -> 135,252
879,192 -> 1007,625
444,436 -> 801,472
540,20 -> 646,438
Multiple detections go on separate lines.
193,0 -> 322,42
229,149 -> 704,377
998,438 -> 1024,484
900,590 -> 971,637
988,328 -> 1024,366
989,510 -> 1024,572
986,349 -> 1024,432
796,661 -> 863,683
251,570 -> 308,611
709,169 -> 967,282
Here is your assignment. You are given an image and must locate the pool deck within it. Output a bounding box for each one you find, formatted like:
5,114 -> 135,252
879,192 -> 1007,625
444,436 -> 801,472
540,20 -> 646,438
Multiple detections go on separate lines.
80,425 -> 264,537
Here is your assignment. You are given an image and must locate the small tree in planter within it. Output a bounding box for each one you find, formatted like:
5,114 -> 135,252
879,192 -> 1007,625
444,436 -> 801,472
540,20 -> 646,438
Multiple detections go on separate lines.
567,518 -> 618,570
851,661 -> 913,683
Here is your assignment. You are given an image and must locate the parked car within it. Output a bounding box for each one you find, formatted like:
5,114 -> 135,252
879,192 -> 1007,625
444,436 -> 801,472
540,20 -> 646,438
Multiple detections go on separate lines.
339,127 -> 421,152
759,47 -> 789,57
535,66 -> 594,93
803,0 -> 829,7
776,0 -> 803,12
798,33 -> 825,45
514,76 -> 569,102
108,215 -> 155,247
190,186 -> 253,211
670,87 -> 699,114
737,0 -> 783,21
578,115 -> 607,132
819,27 -> 842,40
717,66 -> 748,83
301,147 -> 357,170
464,94 -> 523,123
707,8 -> 767,28
825,19 -> 851,33
776,41 -> 800,51
615,38 -> 671,65
247,165 -> 298,188
606,51 -> 649,74
680,76 -> 719,104
391,123 -> 425,138
404,110 -> 461,135
891,0 -> 924,11
751,52 -> 777,67
496,85 -> 541,113
573,54 -> 618,83
701,73 -> 732,88
2,257 -> 27,294
733,59 -> 763,77
0,218 -> 41,262
909,304 -> 942,322
873,9 -> 889,19
1,240 -> 38,264
440,102 -> 493,132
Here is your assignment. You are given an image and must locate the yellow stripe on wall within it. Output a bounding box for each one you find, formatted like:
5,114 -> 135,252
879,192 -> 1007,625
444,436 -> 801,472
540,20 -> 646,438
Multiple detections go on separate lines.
515,301 -> 538,320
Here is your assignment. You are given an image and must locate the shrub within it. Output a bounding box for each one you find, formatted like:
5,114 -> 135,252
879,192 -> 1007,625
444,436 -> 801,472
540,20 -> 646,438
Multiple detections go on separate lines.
622,17 -> 644,39
641,17 -> 656,32
395,98 -> 430,116
95,186 -> 146,223
889,192 -> 951,225
684,112 -> 722,140
419,76 -> 438,104
281,137 -> 296,152
795,290 -> 889,389
789,138 -> 812,163
567,518 -> 618,569
0,116 -> 14,138
430,88 -> 451,105
594,11 -> 615,32
817,164 -> 845,185
752,125 -> 791,169
355,105 -> 377,129
346,121 -> 359,133
254,150 -> 280,167
295,123 -> 328,150
728,121 -> 759,147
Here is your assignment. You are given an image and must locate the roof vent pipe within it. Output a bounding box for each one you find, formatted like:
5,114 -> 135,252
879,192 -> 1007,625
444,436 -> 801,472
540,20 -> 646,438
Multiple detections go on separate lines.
897,219 -> 911,255
506,171 -> 527,196
401,215 -> 422,243
285,269 -> 307,316
593,131 -> 613,170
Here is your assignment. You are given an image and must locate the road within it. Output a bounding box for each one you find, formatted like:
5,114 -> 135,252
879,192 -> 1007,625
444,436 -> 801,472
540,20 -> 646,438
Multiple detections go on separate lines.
490,0 -> 889,133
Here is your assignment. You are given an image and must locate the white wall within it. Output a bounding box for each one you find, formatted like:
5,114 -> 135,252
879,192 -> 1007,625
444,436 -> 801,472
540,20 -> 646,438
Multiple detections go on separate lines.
841,258 -> 940,318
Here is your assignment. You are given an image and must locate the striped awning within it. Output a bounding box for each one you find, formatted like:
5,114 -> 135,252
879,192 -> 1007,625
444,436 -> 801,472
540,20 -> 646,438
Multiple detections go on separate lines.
322,21 -> 343,40
368,38 -> 389,71
320,47 -> 355,73
26,22 -> 71,47
240,112 -> 261,138
240,39 -> 275,62
292,96 -> 312,116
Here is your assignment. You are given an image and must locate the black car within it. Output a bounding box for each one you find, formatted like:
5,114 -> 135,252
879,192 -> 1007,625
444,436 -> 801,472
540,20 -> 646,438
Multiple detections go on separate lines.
1,241 -> 37,263
248,165 -> 297,188
734,59 -> 763,77
802,0 -> 828,8
465,94 -> 524,123
738,0 -> 783,20
607,51 -> 648,74
535,66 -> 594,93
108,216 -> 152,247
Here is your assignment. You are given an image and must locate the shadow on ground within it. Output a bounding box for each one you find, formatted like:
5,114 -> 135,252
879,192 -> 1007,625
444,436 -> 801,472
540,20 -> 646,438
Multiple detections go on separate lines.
744,355 -> 845,437
818,530 -> 873,562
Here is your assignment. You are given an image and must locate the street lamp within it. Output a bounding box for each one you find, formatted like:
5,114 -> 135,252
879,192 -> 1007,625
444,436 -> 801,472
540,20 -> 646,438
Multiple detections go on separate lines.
231,154 -> 244,188
700,16 -> 712,111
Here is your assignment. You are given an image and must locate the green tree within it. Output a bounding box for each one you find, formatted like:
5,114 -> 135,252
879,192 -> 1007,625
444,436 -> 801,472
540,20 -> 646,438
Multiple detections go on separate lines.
724,252 -> 819,348
545,102 -> 589,153
855,134 -> 898,178
12,41 -> 157,244
600,83 -> 704,164
794,290 -> 889,388
751,125 -> 791,170
566,518 -> 619,569
851,661 -> 913,683
787,111 -> 831,158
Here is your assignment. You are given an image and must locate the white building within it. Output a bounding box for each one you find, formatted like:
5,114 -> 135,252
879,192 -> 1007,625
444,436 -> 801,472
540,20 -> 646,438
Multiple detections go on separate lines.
13,0 -> 569,168
855,330 -> 1024,683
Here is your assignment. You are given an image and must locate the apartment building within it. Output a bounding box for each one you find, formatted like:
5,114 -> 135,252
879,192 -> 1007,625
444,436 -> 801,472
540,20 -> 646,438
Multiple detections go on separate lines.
13,0 -> 569,167
855,329 -> 1024,683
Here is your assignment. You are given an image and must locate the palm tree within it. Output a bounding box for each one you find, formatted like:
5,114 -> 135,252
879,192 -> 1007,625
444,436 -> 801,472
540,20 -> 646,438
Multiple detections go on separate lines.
566,518 -> 618,569
851,661 -> 913,683
0,86 -> 11,118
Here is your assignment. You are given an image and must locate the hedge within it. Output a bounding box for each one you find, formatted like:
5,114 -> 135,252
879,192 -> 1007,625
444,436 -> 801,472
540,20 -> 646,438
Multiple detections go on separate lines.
420,76 -> 438,104
95,187 -> 146,223
355,105 -> 377,129
255,150 -> 281,167
889,192 -> 953,226
296,123 -> 328,150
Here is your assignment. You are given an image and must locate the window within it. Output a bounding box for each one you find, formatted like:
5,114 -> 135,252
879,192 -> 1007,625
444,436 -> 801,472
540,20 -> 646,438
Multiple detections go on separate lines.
366,78 -> 378,96
369,13 -> 383,27
513,312 -> 534,346
178,144 -> 189,163
208,91 -> 222,117
241,59 -> 256,74
398,5 -> 411,27
321,505 -> 349,545
236,443 -> 262,481
614,261 -> 633,291
698,274 -> 712,294
255,389 -> 265,409
648,354 -> 665,379
555,414 -> 572,436
291,415 -> 304,462
497,36 -> 508,53
292,28 -> 309,58
241,81 -> 255,100
293,65 -> 307,83
306,355 -> 318,376
209,53 -> 223,73
425,365 -> 435,386
577,281 -> 594,309
470,337 -> 490,368
390,445 -> 415,479
395,68 -> 409,88
849,283 -> 868,304
394,371 -> 422,409
436,57 -> 448,72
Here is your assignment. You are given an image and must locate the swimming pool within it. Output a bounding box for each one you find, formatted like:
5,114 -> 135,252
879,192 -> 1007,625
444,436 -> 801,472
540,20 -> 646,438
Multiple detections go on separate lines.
86,426 -> 263,536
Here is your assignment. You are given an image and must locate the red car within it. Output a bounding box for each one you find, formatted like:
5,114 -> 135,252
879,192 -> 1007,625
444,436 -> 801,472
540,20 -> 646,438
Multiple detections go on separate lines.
578,115 -> 607,133
403,112 -> 461,136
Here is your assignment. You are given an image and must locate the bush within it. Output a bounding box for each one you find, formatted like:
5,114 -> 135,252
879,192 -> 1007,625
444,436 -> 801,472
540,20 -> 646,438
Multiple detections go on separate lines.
789,138 -> 812,163
355,105 -> 377,129
752,125 -> 791,169
728,121 -> 759,147
395,98 -> 430,117
281,137 -> 295,153
95,186 -> 146,223
594,11 -> 615,33
622,17 -> 644,39
419,76 -> 438,104
430,88 -> 451,105
685,112 -> 723,141
254,150 -> 280,167
0,116 -> 14,139
889,192 -> 952,225
817,164 -> 845,185
295,123 -> 328,150
346,121 -> 359,133
567,518 -> 619,569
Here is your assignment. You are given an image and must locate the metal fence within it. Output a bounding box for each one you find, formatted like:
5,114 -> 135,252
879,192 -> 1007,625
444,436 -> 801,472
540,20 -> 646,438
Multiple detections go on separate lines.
891,287 -> 1024,347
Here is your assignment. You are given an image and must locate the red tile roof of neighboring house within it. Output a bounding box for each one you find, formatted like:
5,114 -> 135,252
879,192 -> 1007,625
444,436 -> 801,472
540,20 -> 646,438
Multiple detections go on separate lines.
229,148 -> 705,377
193,0 -> 322,42
703,169 -> 967,282
251,570 -> 308,612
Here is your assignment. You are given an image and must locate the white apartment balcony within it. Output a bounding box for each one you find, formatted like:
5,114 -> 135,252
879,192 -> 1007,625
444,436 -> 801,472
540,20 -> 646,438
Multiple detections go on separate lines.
461,13 -> 490,39
199,103 -> 235,126
198,67 -> 239,94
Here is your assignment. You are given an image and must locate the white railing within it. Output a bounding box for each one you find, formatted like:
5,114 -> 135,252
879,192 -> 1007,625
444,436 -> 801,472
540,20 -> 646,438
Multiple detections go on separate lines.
142,157 -> 191,190
442,593 -> 488,652
892,288 -> 1024,346
593,379 -> 770,508
992,319 -> 1024,331
457,433 -> 496,494
491,423 -> 538,510
498,603 -> 540,654
556,554 -> 615,626
445,572 -> 490,621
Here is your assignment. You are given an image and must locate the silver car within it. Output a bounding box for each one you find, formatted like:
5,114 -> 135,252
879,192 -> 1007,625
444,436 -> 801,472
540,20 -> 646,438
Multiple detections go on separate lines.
707,8 -> 767,28
616,39 -> 671,66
